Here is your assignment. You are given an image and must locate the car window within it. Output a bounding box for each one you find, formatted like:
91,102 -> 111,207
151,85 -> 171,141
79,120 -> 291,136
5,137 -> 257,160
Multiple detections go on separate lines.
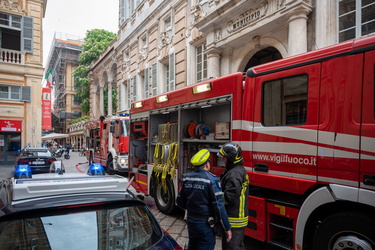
22,150 -> 51,157
0,204 -> 162,250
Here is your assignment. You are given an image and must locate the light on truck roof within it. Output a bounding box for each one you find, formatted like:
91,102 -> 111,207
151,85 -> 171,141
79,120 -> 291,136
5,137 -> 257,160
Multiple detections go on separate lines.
156,94 -> 169,103
193,82 -> 212,94
133,101 -> 143,108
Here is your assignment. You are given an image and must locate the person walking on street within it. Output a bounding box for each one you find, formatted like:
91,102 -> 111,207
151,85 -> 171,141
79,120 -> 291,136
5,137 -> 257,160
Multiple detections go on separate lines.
177,149 -> 232,250
218,142 -> 249,250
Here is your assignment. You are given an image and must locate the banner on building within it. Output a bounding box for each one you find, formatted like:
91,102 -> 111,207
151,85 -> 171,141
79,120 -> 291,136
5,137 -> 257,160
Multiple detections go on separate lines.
42,87 -> 52,130
42,69 -> 53,130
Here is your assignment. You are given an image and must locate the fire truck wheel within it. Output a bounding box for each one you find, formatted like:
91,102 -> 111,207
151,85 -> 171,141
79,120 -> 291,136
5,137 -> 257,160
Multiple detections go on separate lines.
313,211 -> 375,250
154,177 -> 175,214
106,157 -> 115,175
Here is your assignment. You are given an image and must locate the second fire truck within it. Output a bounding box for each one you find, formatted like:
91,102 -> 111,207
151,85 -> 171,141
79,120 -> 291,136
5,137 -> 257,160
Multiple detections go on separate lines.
128,35 -> 375,249
86,114 -> 130,174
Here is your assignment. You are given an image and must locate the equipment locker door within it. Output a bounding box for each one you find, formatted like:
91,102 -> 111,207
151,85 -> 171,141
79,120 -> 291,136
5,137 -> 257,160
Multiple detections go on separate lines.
248,64 -> 320,195
361,49 -> 375,189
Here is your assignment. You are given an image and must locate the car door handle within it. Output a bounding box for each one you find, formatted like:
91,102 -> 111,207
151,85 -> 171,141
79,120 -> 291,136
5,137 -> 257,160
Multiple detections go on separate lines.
254,164 -> 268,173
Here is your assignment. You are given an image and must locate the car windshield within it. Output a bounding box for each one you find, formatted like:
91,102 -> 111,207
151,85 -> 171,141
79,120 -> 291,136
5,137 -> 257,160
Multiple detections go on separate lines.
0,203 -> 162,250
22,150 -> 51,157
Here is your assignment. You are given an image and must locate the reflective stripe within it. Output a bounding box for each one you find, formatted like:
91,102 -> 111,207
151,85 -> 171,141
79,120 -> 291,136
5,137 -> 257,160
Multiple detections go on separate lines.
239,176 -> 249,218
215,191 -> 223,196
183,177 -> 211,183
228,216 -> 248,228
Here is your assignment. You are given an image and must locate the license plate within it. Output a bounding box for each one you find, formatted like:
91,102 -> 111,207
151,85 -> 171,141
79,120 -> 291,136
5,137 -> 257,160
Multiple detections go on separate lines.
32,161 -> 45,165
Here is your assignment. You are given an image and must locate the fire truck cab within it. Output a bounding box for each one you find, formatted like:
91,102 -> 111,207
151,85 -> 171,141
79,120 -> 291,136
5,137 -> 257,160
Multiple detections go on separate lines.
86,114 -> 130,175
129,35 -> 375,250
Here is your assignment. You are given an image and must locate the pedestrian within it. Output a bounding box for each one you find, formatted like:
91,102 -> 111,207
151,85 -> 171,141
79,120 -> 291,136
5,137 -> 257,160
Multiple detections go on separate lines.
176,149 -> 232,250
217,142 -> 249,250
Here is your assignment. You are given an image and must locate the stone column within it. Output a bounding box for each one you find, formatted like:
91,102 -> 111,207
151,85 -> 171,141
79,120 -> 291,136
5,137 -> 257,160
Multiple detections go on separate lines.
287,4 -> 312,56
206,48 -> 221,78
99,87 -> 104,116
108,81 -> 113,116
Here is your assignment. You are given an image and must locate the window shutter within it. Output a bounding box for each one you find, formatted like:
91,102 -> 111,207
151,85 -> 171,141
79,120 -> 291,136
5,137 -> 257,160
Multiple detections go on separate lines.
21,86 -> 31,101
127,79 -> 131,109
22,16 -> 33,53
133,75 -> 137,102
118,84 -> 122,110
169,53 -> 175,91
152,63 -> 158,96
120,0 -> 125,24
144,68 -> 149,98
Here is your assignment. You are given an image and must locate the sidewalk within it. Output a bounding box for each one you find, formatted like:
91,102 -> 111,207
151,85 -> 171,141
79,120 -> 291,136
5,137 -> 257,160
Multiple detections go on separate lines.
133,188 -> 263,250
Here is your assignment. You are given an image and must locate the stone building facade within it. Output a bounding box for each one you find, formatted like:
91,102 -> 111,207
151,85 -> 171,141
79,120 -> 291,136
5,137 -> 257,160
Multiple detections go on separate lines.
0,0 -> 46,164
89,0 -> 374,120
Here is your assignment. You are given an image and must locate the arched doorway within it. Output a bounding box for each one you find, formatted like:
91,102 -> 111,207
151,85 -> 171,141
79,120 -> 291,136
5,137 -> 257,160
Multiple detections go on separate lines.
244,47 -> 282,72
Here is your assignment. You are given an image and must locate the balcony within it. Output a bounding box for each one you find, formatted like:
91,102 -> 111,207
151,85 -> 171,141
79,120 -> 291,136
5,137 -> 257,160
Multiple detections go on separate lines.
0,48 -> 25,65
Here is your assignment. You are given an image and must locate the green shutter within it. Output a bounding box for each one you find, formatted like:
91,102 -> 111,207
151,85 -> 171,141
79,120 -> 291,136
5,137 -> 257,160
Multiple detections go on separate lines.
22,16 -> 33,53
21,86 -> 31,101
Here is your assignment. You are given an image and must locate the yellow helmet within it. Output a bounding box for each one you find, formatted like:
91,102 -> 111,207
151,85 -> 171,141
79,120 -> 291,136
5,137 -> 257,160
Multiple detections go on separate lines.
191,149 -> 210,167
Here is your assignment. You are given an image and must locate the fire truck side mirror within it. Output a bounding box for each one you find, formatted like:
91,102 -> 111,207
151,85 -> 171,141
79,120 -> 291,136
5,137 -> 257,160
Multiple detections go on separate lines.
110,123 -> 115,133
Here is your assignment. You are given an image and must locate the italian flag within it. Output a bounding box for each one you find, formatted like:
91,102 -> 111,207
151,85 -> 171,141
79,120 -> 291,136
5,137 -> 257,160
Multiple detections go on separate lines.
45,68 -> 52,88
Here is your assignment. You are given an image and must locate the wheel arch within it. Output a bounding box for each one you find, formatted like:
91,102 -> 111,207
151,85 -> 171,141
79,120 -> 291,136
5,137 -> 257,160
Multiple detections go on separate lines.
296,185 -> 375,249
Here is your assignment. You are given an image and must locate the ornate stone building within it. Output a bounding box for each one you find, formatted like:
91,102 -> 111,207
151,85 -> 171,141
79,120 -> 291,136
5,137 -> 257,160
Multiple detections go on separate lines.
89,0 -> 375,120
0,0 -> 46,164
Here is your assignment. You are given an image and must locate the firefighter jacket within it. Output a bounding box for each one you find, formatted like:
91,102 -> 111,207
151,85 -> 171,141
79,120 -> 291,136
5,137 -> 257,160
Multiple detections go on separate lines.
176,168 -> 231,231
221,164 -> 249,228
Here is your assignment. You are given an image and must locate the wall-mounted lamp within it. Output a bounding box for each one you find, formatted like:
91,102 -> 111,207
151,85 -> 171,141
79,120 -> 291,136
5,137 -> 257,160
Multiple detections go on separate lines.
192,82 -> 212,94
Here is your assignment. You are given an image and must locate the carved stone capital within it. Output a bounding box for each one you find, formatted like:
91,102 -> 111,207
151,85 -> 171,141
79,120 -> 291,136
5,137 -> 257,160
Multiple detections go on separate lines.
0,0 -> 26,15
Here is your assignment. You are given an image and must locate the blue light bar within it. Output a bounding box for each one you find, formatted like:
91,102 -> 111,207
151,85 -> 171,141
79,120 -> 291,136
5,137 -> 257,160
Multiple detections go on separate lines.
87,163 -> 105,176
14,165 -> 32,179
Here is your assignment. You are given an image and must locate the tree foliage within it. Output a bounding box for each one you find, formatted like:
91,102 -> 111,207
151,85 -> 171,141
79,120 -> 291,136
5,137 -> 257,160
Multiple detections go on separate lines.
73,29 -> 116,115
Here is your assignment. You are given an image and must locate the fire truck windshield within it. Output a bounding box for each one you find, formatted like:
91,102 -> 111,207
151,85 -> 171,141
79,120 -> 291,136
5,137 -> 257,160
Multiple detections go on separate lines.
120,120 -> 129,137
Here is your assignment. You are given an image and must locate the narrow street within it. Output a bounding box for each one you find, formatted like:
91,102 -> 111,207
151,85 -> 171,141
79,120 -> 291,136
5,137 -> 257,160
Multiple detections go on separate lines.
4,151 -> 270,250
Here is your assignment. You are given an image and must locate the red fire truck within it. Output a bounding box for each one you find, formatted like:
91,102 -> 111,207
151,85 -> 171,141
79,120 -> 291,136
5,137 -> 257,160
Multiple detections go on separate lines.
129,35 -> 375,249
86,114 -> 130,174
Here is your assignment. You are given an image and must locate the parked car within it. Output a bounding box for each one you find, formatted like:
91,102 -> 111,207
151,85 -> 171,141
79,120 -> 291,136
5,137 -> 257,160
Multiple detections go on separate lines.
15,147 -> 57,174
0,165 -> 182,250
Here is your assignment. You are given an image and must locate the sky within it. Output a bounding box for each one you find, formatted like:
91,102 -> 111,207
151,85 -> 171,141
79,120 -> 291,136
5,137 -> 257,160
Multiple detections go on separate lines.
43,0 -> 119,67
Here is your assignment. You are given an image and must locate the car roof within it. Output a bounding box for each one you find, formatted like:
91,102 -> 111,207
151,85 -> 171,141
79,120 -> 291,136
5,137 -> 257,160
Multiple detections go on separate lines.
23,147 -> 49,151
0,173 -> 136,216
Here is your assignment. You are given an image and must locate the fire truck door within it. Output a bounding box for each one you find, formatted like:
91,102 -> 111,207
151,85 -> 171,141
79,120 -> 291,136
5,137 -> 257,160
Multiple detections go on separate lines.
250,64 -> 320,195
361,50 -> 375,188
318,54 -> 363,188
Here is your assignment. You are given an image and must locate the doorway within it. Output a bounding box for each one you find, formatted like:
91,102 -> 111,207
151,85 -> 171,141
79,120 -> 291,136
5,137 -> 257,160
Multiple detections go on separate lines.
244,46 -> 282,71
0,133 -> 21,165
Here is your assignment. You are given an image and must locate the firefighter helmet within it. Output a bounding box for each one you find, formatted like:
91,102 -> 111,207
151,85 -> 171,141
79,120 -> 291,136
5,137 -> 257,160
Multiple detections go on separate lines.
218,142 -> 243,164
191,149 -> 210,167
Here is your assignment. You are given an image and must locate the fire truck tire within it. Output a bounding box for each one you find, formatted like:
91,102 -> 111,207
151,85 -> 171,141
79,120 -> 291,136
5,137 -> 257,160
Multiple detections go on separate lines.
106,156 -> 115,175
313,211 -> 375,250
154,177 -> 175,214
89,153 -> 94,166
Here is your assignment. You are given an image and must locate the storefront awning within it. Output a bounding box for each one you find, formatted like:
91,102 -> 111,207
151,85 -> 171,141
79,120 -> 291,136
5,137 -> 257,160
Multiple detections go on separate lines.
41,133 -> 69,140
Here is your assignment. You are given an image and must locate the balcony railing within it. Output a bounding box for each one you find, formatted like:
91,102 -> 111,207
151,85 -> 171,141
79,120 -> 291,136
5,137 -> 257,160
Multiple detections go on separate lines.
0,48 -> 25,65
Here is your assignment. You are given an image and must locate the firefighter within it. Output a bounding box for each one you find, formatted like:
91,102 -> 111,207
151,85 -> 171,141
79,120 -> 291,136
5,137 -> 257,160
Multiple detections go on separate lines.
177,149 -> 232,250
218,142 -> 249,250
